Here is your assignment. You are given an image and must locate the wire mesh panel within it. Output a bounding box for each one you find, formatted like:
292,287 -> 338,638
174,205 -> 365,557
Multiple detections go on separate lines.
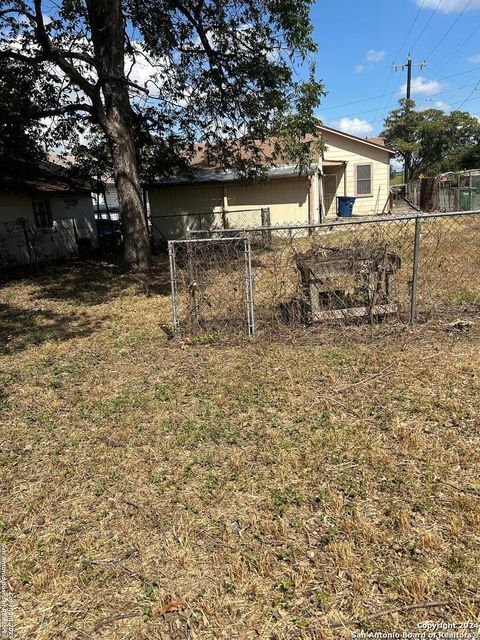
248,219 -> 416,335
169,237 -> 254,338
150,208 -> 270,245
416,213 -> 480,320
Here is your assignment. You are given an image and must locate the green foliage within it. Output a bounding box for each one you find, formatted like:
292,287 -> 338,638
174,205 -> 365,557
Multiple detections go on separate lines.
382,99 -> 480,178
0,0 -> 324,180
0,60 -> 46,163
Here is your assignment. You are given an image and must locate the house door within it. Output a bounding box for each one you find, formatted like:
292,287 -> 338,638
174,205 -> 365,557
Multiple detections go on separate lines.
323,173 -> 337,215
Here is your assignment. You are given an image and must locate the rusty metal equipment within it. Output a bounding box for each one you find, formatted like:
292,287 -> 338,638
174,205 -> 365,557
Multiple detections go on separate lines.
295,243 -> 401,322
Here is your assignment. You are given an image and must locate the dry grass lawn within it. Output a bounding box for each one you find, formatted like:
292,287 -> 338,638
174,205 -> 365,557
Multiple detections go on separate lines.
1,259 -> 479,639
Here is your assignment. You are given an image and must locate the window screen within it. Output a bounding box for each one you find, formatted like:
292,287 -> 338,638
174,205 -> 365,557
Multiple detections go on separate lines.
33,200 -> 53,228
356,165 -> 372,195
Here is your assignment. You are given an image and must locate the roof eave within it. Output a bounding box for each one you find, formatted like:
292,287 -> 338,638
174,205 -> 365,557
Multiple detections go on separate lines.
317,124 -> 396,155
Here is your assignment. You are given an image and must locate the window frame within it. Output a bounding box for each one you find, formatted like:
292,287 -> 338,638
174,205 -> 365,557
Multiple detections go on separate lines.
354,163 -> 373,197
32,199 -> 53,228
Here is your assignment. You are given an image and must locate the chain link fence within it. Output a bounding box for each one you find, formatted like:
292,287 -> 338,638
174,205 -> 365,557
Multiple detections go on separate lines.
150,208 -> 271,248
168,210 -> 480,339
0,217 -> 97,271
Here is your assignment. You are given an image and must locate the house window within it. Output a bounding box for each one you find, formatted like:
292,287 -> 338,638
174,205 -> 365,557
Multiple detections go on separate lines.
356,164 -> 372,195
32,199 -> 53,227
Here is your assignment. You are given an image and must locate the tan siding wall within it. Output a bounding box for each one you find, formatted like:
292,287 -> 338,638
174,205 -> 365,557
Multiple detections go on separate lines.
321,130 -> 391,217
50,194 -> 94,221
149,177 -> 309,238
0,193 -> 35,222
149,184 -> 224,238
226,177 -> 308,226
0,193 -> 94,223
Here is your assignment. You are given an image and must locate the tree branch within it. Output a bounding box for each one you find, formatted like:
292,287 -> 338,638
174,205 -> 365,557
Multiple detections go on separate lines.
34,103 -> 95,118
170,0 -> 231,88
62,50 -> 98,66
0,50 -> 45,64
32,0 -> 107,127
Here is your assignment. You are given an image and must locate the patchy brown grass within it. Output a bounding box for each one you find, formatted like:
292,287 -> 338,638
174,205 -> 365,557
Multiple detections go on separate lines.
1,259 -> 479,639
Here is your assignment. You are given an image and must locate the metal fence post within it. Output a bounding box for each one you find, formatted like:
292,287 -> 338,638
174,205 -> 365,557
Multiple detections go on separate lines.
168,241 -> 180,334
410,216 -> 422,324
184,229 -> 201,328
244,238 -> 255,337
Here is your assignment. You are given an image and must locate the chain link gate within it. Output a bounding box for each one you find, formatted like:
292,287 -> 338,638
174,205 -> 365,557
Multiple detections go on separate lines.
168,236 -> 255,338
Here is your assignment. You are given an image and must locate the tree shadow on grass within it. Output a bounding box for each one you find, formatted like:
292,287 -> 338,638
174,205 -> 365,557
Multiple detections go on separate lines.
25,257 -> 171,307
0,301 -> 104,356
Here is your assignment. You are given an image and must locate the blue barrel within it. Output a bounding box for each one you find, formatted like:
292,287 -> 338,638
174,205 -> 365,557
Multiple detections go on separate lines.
337,196 -> 356,217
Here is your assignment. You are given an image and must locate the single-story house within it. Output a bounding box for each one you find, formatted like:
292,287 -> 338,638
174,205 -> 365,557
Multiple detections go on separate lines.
147,124 -> 395,240
0,160 -> 97,267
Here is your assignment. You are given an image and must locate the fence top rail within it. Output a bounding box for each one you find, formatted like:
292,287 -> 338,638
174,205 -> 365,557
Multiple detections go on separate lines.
187,209 -> 480,236
168,236 -> 244,245
151,208 -> 265,220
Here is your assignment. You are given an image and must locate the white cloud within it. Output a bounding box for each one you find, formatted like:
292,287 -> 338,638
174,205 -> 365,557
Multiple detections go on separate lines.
355,64 -> 365,74
330,117 -> 374,136
418,0 -> 480,12
366,49 -> 385,63
401,76 -> 443,96
467,54 -> 480,63
126,42 -> 168,93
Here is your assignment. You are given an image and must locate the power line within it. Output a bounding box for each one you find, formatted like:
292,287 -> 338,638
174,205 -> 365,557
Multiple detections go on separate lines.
329,91 -> 480,134
409,0 -> 443,53
321,0 -> 480,138
424,0 -> 474,60
368,0 -> 427,131
457,71 -> 480,108
319,67 -> 480,113
393,0 -> 427,62
458,84 -> 480,108
435,20 -> 480,74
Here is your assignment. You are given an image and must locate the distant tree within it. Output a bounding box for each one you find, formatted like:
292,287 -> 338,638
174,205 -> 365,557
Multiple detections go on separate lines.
382,99 -> 480,180
0,0 -> 323,269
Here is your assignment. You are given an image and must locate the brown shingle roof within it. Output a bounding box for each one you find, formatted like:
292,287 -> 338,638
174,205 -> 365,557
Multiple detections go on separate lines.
188,126 -> 393,171
366,137 -> 386,147
0,160 -> 92,195
190,133 -> 319,170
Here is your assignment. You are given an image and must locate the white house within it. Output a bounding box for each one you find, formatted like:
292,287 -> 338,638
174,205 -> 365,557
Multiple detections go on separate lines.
0,160 -> 97,268
147,124 -> 395,240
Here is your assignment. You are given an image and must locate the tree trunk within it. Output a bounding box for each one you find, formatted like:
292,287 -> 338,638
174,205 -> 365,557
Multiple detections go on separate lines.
86,0 -> 151,270
420,176 -> 436,212
109,110 -> 151,269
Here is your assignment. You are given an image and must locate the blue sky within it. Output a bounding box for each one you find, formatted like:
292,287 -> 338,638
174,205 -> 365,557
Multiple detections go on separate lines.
311,0 -> 480,137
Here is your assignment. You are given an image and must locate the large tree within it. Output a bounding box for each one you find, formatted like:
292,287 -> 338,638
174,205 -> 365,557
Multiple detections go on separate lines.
0,0 -> 322,269
382,99 -> 480,181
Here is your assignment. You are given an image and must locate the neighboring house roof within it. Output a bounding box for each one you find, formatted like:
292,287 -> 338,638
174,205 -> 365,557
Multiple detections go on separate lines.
318,125 -> 395,154
151,124 -> 393,187
366,136 -> 386,147
0,159 -> 92,195
189,133 -> 321,170
47,151 -> 76,168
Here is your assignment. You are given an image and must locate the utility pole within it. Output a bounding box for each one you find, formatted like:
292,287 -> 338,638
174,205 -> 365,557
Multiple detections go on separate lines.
393,54 -> 427,184
393,53 -> 427,101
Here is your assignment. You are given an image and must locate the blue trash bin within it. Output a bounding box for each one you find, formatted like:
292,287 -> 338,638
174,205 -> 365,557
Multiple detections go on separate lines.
337,196 -> 356,217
